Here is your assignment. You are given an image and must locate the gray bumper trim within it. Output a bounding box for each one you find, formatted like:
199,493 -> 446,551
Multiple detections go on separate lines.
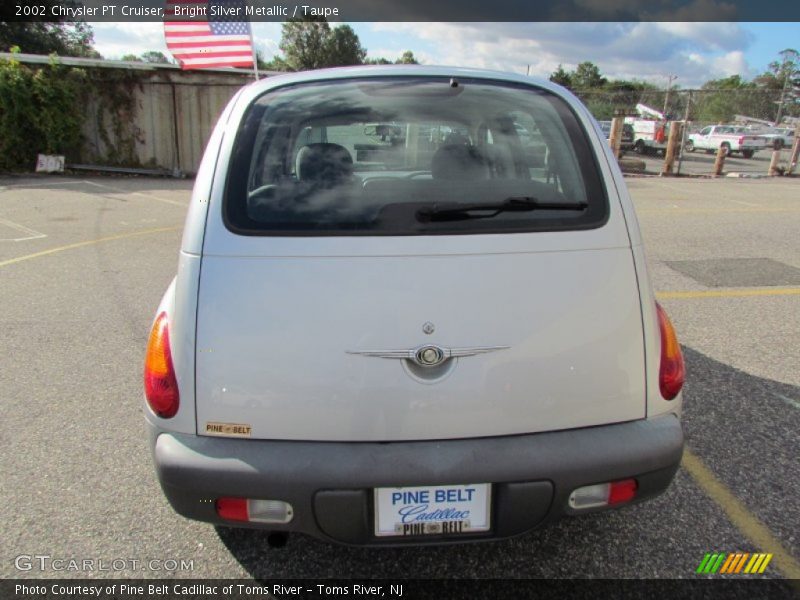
151,415 -> 683,545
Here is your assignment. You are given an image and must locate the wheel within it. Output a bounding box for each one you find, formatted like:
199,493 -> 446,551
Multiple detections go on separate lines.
720,142 -> 731,157
705,149 -> 714,154
634,140 -> 646,155
773,139 -> 784,150
684,140 -> 695,152
742,150 -> 754,159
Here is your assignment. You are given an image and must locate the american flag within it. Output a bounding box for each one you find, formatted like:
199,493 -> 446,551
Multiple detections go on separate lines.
164,0 -> 254,70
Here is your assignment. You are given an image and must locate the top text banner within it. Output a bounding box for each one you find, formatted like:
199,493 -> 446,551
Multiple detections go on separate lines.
5,0 -> 800,22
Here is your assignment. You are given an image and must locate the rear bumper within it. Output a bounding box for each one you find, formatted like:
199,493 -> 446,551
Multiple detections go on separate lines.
149,415 -> 683,545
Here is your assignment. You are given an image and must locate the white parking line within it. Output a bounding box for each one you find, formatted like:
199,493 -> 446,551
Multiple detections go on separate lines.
0,179 -> 85,189
81,180 -> 188,208
774,393 -> 800,410
0,217 -> 47,242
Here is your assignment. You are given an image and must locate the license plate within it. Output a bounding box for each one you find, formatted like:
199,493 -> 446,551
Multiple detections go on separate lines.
374,483 -> 491,537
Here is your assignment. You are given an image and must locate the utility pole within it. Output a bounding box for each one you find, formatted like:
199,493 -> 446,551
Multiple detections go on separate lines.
663,74 -> 678,116
676,90 -> 691,176
775,58 -> 791,125
774,49 -> 799,125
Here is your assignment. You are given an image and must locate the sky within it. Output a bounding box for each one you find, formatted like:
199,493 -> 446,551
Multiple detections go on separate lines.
90,21 -> 799,88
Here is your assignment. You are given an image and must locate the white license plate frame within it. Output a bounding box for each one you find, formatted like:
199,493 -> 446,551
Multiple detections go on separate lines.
373,483 -> 491,537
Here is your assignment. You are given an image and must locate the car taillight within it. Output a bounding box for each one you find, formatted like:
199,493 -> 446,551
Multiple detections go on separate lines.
738,136 -> 745,145
144,312 -> 179,418
656,303 -> 684,400
569,479 -> 638,509
216,497 -> 294,523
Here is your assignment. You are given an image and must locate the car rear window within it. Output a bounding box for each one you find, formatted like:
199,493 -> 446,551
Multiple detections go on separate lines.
223,77 -> 608,236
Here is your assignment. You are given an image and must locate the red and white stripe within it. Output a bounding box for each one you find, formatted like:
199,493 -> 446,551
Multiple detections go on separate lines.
164,2 -> 253,70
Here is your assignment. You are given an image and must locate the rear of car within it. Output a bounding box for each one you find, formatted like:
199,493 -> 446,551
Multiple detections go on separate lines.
145,66 -> 684,545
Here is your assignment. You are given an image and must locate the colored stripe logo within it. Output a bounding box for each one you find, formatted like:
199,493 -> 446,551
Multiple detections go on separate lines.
696,552 -> 773,574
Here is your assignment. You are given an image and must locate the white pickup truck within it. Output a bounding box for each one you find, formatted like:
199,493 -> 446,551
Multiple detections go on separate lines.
758,127 -> 796,150
685,125 -> 762,158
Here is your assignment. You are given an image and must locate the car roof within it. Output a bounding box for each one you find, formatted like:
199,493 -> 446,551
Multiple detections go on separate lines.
234,65 -> 579,110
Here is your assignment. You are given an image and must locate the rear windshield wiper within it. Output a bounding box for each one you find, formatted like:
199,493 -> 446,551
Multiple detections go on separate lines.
415,197 -> 589,222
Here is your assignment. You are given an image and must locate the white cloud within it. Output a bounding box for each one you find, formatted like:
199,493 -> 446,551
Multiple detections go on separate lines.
368,22 -> 756,87
91,23 -> 166,59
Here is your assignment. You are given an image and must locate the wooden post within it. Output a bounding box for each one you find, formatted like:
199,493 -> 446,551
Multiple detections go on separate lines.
713,145 -> 726,176
661,121 -> 683,175
787,124 -> 800,176
609,116 -> 623,159
675,91 -> 691,176
768,150 -> 782,176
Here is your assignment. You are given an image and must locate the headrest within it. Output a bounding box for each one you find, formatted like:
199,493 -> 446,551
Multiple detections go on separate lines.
431,144 -> 490,180
296,143 -> 354,185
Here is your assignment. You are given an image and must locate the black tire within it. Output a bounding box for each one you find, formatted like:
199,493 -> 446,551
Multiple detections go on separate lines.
742,150 -> 754,159
634,140 -> 646,155
720,142 -> 731,157
705,149 -> 714,155
684,140 -> 695,152
773,139 -> 784,150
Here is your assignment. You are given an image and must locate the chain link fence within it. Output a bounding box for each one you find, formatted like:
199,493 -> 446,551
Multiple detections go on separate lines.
574,88 -> 798,131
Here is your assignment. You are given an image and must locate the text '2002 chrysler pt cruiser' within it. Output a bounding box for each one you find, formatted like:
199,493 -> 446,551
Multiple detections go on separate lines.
144,66 -> 685,545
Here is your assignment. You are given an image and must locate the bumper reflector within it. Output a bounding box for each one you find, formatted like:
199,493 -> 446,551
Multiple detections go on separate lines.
568,479 -> 638,509
216,497 -> 294,524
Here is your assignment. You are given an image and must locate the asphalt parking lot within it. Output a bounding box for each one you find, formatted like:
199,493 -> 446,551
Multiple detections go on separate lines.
626,145 -> 794,177
1,175 -> 798,582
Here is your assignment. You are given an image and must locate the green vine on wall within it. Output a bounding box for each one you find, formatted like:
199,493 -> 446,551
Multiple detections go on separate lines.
0,49 -> 145,170
86,68 -> 145,166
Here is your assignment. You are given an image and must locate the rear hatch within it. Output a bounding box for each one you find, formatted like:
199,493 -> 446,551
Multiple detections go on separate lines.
194,75 -> 646,442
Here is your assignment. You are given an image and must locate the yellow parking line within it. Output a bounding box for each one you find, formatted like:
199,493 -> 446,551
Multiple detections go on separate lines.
0,226 -> 181,269
657,288 -> 800,300
682,449 -> 800,581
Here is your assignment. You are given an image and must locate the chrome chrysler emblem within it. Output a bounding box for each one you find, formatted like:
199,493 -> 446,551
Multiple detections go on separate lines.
422,322 -> 435,335
416,345 -> 445,366
347,345 -> 508,368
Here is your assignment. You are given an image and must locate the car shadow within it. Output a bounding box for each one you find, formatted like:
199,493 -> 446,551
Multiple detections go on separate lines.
216,345 -> 799,579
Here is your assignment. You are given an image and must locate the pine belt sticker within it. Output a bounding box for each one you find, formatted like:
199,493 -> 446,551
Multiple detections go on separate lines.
205,422 -> 252,437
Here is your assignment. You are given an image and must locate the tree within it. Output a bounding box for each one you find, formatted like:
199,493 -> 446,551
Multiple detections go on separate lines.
140,51 -> 170,64
572,61 -> 606,90
278,17 -> 332,71
395,50 -> 418,65
695,75 -> 756,122
121,54 -> 142,63
275,18 -> 388,71
760,48 -> 799,122
549,65 -> 572,88
0,21 -> 99,57
324,25 -> 366,67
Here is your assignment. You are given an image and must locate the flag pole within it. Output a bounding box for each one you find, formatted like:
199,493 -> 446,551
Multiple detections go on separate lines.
248,6 -> 258,81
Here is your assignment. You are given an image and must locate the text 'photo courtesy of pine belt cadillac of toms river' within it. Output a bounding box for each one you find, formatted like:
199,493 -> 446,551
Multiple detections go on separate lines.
143,65 -> 685,546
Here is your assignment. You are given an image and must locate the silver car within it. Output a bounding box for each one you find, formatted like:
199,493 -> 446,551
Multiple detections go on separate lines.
144,66 -> 685,546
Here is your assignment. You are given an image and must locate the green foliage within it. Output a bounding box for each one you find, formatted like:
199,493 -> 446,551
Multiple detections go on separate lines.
0,21 -> 99,57
140,51 -> 171,64
549,65 -> 571,88
325,25 -> 366,67
0,53 -> 86,169
278,17 -> 332,70
87,69 -> 145,166
273,18 -> 413,71
0,54 -> 143,170
572,61 -> 607,89
365,51 -> 419,66
395,51 -> 418,65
